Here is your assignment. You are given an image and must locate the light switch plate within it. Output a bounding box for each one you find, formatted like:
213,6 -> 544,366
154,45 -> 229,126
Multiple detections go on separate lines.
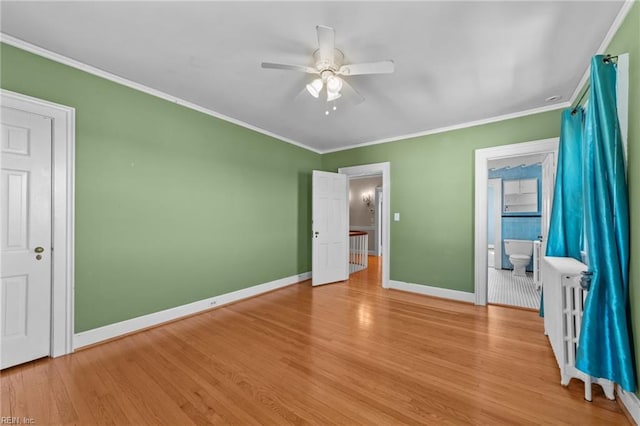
394,213 -> 400,221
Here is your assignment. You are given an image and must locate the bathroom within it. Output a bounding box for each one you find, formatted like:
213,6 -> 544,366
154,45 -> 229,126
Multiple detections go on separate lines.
487,155 -> 549,309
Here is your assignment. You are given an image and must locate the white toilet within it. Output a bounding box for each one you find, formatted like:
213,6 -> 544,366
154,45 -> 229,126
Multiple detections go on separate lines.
504,239 -> 533,276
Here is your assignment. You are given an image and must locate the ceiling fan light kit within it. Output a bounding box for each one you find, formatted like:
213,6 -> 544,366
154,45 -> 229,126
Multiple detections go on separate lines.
326,75 -> 343,93
327,91 -> 341,102
306,78 -> 323,98
262,25 -> 395,110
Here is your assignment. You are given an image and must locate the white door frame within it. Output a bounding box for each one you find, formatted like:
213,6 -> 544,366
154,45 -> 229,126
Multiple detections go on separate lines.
487,178 -> 502,269
338,162 -> 390,288
540,154 -> 556,257
1,89 -> 75,357
474,138 -> 558,305
375,186 -> 383,256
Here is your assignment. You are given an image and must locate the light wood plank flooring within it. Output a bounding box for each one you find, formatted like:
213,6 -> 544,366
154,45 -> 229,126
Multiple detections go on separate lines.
1,257 -> 628,424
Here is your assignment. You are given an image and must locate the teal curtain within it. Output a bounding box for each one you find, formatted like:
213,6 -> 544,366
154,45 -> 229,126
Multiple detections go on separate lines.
540,107 -> 584,317
546,107 -> 584,260
575,55 -> 635,392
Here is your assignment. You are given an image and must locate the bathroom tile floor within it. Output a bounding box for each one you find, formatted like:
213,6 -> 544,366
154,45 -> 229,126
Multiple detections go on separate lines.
488,268 -> 541,310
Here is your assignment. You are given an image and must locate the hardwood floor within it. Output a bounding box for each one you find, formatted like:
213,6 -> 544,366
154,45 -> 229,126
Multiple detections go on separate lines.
1,256 -> 628,425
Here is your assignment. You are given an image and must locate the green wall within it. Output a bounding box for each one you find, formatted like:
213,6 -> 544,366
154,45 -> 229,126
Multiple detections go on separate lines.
605,2 -> 640,392
0,43 -> 321,332
323,110 -> 560,291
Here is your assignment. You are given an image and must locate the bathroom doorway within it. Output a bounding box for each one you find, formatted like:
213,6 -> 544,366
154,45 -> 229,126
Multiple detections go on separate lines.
474,138 -> 559,307
486,155 -> 546,309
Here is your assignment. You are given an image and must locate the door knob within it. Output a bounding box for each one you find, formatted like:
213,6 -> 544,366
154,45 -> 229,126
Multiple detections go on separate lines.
34,246 -> 44,253
314,231 -> 319,238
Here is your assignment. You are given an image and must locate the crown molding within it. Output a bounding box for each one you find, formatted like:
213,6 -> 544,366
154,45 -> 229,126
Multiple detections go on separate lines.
0,33 -> 321,155
320,102 -> 569,154
568,0 -> 635,104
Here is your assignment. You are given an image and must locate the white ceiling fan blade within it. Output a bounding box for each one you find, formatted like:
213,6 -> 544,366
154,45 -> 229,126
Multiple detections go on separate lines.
340,79 -> 365,105
261,62 -> 318,74
338,61 -> 395,76
316,25 -> 335,64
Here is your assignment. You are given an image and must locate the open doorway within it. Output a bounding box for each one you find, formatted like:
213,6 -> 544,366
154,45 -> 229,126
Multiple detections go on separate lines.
474,139 -> 558,306
338,162 -> 390,288
348,175 -> 382,253
486,154 -> 551,310
347,175 -> 382,275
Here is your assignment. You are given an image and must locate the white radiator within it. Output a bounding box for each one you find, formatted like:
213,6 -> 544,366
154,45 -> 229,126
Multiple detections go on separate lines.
349,232 -> 368,274
542,256 -> 614,401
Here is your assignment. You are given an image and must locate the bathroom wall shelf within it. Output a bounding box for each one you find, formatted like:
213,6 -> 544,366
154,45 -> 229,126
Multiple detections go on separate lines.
503,178 -> 538,213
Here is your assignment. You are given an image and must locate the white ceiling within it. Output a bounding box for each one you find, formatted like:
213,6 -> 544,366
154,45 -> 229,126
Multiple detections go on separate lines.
0,1 -> 625,153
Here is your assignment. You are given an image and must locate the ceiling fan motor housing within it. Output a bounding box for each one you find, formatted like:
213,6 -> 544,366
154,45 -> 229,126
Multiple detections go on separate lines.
313,48 -> 344,74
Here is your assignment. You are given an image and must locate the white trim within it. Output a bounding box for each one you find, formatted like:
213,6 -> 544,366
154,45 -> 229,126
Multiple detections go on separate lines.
474,138 -> 559,305
488,178 -> 502,269
322,103 -> 568,154
375,186 -> 383,256
0,33 -> 321,155
388,280 -> 475,304
339,162 -> 390,288
618,386 -> 640,425
1,89 -> 75,357
568,1 -> 635,104
617,53 -> 629,171
348,174 -> 382,181
74,271 -> 311,349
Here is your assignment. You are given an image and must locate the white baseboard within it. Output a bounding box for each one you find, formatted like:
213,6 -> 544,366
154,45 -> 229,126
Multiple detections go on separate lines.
388,280 -> 475,303
73,271 -> 311,349
617,386 -> 640,425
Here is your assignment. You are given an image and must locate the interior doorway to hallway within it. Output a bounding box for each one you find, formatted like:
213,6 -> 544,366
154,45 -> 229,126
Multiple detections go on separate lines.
338,162 -> 390,288
348,174 -> 382,254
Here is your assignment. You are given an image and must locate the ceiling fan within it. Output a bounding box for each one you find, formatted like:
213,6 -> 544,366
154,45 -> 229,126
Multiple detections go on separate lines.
261,25 -> 395,105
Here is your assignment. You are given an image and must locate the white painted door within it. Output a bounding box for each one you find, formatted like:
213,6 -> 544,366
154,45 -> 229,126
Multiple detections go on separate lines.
1,107 -> 52,369
312,170 -> 348,286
